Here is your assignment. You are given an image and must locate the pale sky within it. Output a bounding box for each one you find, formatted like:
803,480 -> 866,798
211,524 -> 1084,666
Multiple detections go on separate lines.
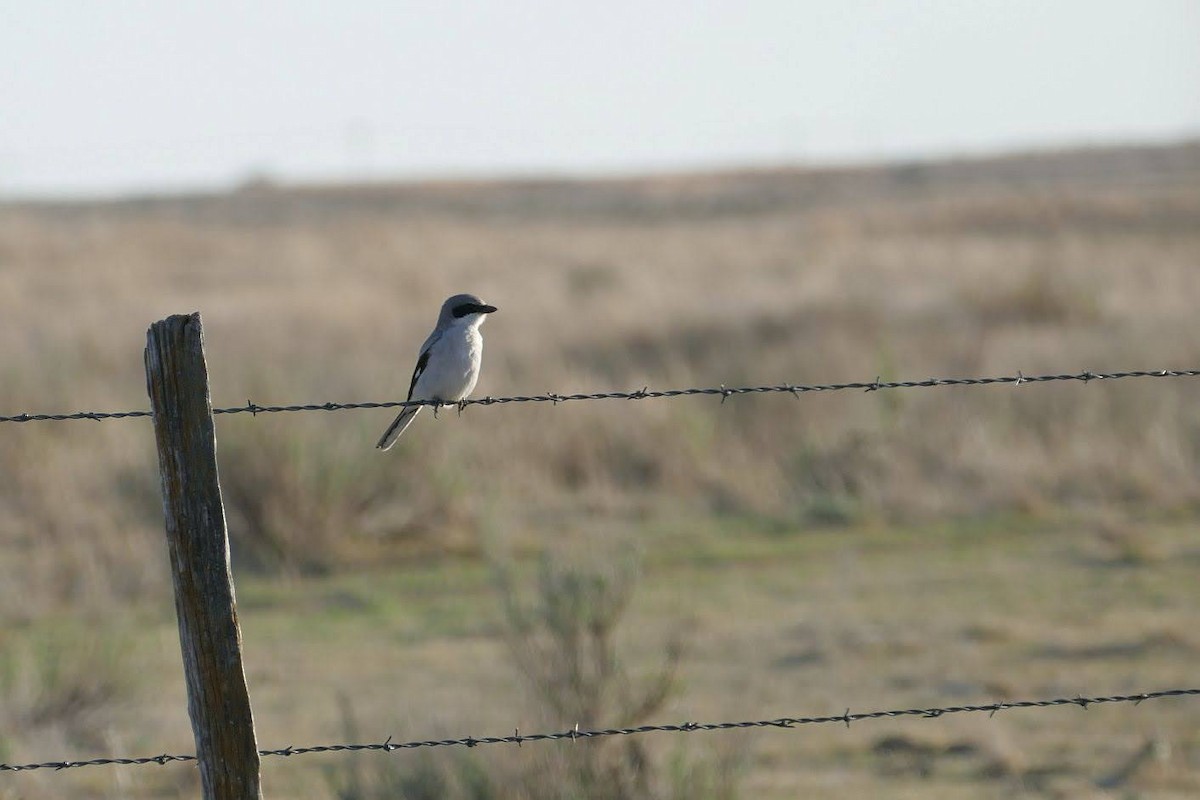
2,1 -> 1198,197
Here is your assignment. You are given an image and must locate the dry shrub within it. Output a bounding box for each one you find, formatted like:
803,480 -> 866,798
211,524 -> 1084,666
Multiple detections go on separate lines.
325,546 -> 742,800
494,549 -> 680,729
958,264 -> 1102,326
216,417 -> 482,575
218,423 -> 388,575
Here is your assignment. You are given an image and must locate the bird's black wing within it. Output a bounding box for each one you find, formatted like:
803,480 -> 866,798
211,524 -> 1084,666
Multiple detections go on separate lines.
407,348 -> 431,401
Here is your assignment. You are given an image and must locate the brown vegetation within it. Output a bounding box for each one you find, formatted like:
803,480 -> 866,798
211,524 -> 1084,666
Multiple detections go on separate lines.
1,141 -> 1199,797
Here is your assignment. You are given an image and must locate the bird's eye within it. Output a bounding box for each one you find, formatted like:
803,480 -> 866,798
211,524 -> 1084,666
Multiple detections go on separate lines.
452,304 -> 473,318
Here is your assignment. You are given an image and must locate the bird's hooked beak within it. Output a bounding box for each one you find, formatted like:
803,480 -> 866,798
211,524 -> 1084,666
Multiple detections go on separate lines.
473,303 -> 498,315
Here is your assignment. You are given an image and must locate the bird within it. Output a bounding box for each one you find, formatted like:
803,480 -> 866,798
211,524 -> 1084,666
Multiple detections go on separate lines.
375,293 -> 498,450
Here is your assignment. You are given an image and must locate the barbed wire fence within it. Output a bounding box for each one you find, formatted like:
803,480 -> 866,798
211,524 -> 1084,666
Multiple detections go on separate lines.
3,688 -> 1197,774
2,367 -> 1199,424
3,346 -> 1200,790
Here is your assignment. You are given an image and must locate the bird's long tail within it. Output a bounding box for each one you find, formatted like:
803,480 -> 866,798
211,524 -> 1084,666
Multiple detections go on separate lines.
375,406 -> 421,450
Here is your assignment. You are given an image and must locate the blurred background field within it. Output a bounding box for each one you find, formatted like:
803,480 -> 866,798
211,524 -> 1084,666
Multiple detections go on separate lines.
4,2 -> 1200,796
1,140 -> 1199,798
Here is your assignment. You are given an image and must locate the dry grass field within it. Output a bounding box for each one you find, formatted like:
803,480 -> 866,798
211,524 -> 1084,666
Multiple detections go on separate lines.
1,141 -> 1199,798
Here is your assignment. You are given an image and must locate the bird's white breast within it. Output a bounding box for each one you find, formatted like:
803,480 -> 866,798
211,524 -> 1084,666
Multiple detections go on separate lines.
417,325 -> 483,402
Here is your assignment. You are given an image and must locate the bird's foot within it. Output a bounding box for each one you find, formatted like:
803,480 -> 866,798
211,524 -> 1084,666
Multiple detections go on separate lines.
456,399 -> 468,416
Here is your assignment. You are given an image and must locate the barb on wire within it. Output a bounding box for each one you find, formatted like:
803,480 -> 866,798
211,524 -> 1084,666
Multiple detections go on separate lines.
2,368 -> 1199,425
2,687 -> 1196,774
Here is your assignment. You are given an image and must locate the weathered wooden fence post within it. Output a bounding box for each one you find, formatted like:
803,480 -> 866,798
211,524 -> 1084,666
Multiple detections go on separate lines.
145,313 -> 262,800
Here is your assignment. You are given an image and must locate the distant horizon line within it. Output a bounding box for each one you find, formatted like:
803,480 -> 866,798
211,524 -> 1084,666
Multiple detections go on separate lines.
4,130 -> 1197,205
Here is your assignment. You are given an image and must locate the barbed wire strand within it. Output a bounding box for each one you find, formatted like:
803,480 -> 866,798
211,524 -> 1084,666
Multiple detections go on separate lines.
2,687 -> 1196,773
2,368 -> 1199,424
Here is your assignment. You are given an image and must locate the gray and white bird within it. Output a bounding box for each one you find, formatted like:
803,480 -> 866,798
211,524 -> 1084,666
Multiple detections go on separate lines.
375,293 -> 498,450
